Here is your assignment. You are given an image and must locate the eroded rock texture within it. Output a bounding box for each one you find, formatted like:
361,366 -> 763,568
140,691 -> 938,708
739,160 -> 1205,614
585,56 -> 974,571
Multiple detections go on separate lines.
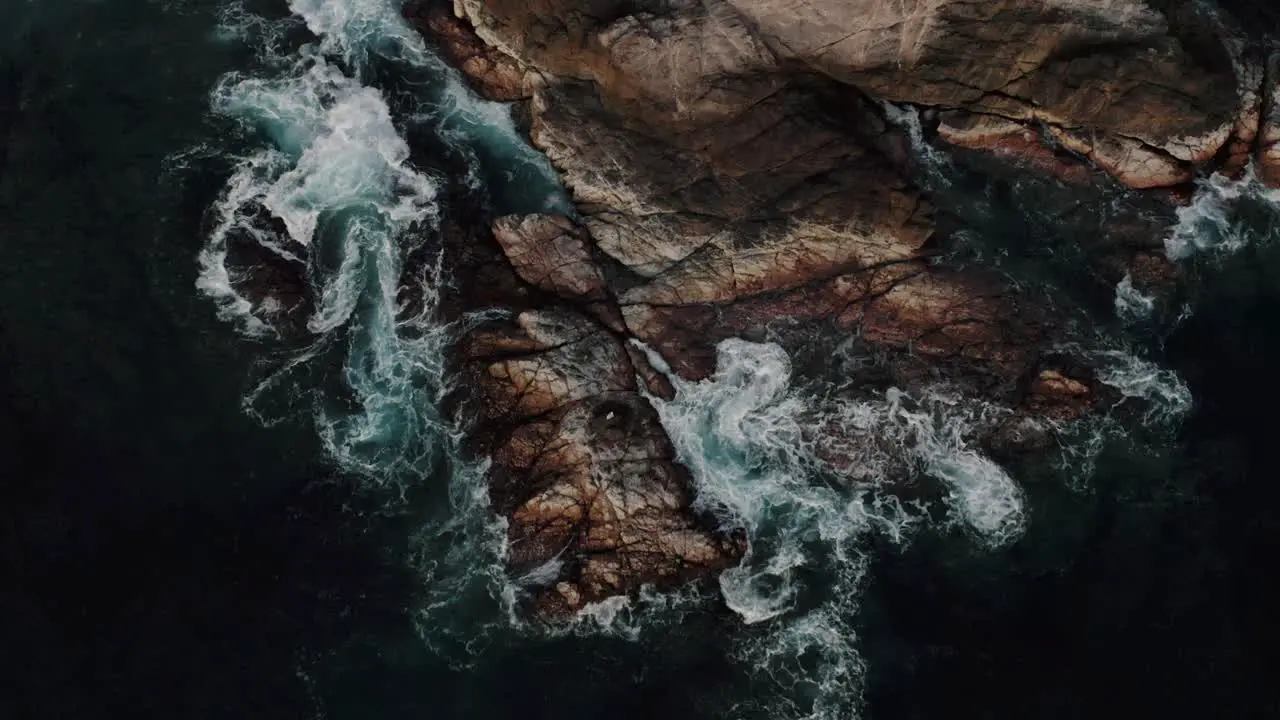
453,0 -> 1275,183
407,0 -> 1277,616
460,308 -> 742,614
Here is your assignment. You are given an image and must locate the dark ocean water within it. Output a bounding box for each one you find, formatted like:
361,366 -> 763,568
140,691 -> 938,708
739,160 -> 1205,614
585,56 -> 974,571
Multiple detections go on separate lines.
3,1 -> 1279,719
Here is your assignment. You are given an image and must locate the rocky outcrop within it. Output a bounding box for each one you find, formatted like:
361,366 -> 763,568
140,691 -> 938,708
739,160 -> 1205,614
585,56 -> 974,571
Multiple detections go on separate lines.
405,0 -> 1273,617
460,307 -> 742,615
1259,54 -> 1280,187
405,0 -> 541,100
492,213 -> 608,301
454,0 -> 1267,188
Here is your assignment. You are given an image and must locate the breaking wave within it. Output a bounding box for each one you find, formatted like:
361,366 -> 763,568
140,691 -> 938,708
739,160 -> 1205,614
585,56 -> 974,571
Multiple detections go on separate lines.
195,0 -> 567,656
1165,168 -> 1280,260
1114,273 -> 1156,324
635,334 -> 1194,717
1094,348 -> 1194,426
1039,341 -> 1194,488
201,11 -> 448,485
641,338 -> 1025,718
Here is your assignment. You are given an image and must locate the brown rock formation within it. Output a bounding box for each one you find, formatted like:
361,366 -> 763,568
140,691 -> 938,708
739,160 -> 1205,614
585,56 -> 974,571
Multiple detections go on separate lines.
618,263 -> 1051,390
492,213 -> 608,301
1026,369 -> 1095,421
937,112 -> 1100,186
460,308 -> 742,615
407,0 -> 1269,616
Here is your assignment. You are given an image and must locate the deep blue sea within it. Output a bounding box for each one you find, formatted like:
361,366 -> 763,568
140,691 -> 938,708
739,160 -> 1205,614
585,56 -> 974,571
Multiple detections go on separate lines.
3,1 -> 1279,718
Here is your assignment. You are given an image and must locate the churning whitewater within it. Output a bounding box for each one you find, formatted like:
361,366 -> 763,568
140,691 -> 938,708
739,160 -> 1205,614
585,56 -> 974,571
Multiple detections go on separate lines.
195,0 -> 564,643
192,1 -> 1202,719
640,338 -> 1028,719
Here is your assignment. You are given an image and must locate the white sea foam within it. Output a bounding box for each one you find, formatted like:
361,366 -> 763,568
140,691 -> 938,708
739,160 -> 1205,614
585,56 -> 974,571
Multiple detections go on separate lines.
1114,273 -> 1155,324
880,388 -> 1024,546
214,0 -> 304,60
880,101 -> 953,187
641,338 -> 1024,718
1095,348 -> 1193,426
196,149 -> 294,337
1023,340 -> 1195,493
1165,169 -> 1280,260
213,61 -> 438,247
197,0 -> 564,657
555,583 -> 713,641
404,43 -> 569,213
199,0 -> 559,509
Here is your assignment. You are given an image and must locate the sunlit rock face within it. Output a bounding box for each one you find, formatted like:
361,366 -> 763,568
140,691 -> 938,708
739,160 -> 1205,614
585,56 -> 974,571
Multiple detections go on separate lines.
406,0 -> 1267,616
451,0 -> 1264,185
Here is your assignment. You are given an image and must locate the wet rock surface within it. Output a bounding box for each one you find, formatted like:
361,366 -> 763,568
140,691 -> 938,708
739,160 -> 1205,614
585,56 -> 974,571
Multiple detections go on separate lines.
403,0 -> 1277,616
460,308 -> 743,615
